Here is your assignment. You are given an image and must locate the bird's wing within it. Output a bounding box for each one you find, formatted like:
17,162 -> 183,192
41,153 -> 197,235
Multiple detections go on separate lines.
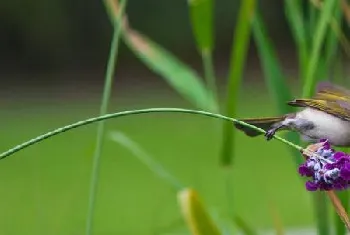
313,81 -> 350,101
287,98 -> 350,121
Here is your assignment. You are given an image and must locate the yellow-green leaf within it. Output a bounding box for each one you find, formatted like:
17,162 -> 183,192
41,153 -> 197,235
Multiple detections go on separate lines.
178,188 -> 221,235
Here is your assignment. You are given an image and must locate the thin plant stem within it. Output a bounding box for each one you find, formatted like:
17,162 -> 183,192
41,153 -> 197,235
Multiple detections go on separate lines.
202,50 -> 218,102
0,107 -> 303,160
85,0 -> 127,234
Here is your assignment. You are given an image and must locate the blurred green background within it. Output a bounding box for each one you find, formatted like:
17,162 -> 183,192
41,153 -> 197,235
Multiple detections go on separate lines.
0,0 -> 347,234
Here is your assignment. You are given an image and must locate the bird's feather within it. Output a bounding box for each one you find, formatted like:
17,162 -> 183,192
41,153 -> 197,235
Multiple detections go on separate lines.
314,81 -> 350,101
286,81 -> 350,121
287,99 -> 350,121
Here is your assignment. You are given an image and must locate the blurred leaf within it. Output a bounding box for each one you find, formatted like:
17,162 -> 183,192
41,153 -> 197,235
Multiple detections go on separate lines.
284,0 -> 309,81
341,0 -> 350,26
187,0 -> 218,105
188,0 -> 214,53
220,0 -> 256,166
308,0 -> 319,42
110,131 -> 183,190
178,188 -> 221,235
233,216 -> 257,235
302,0 -> 338,97
252,11 -> 303,165
325,3 -> 342,69
122,28 -> 218,112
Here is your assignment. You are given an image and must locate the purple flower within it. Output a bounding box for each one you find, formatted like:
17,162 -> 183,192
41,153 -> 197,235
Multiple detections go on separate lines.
340,163 -> 350,180
298,164 -> 313,177
305,181 -> 318,191
298,139 -> 350,191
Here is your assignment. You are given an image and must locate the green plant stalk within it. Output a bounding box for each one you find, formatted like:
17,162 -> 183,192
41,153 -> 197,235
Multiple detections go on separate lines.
325,4 -> 342,72
335,190 -> 349,235
302,0 -> 337,97
187,0 -> 217,101
313,192 -> 330,235
202,50 -> 218,104
0,107 -> 303,160
308,1 -> 318,44
221,0 -> 256,166
284,0 -> 309,81
85,1 -> 127,234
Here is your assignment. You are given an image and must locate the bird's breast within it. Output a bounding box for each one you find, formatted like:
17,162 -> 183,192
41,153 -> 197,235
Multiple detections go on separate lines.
296,108 -> 350,146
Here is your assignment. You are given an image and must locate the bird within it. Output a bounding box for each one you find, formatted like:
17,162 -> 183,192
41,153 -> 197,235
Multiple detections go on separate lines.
234,81 -> 350,146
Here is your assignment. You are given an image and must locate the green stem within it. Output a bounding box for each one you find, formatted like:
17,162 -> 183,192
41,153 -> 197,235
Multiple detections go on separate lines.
86,0 -> 127,234
202,49 -> 218,102
314,192 -> 330,235
0,108 -> 303,160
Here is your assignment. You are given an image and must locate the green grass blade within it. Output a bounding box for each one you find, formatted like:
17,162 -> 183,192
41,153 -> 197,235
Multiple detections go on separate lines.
308,1 -> 318,43
187,0 -> 217,101
284,0 -> 309,81
122,29 -> 218,112
0,108 -> 303,161
220,0 -> 256,166
109,131 -> 183,190
325,3 -> 342,70
233,216 -> 257,235
85,1 -> 127,234
313,192 -> 330,235
334,190 -> 349,235
188,0 -> 214,52
252,11 -> 303,164
178,188 -> 222,235
302,0 -> 338,97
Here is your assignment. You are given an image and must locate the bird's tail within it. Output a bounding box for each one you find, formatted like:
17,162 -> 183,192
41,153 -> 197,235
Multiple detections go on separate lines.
234,116 -> 285,137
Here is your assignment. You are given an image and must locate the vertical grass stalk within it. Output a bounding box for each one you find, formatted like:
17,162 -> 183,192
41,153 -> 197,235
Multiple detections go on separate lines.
221,0 -> 256,166
284,0 -> 309,82
302,0 -> 338,97
85,1 -> 127,234
187,0 -> 218,103
202,50 -> 218,103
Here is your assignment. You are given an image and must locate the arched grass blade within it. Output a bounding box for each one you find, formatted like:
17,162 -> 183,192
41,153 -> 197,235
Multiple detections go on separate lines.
178,188 -> 221,235
252,11 -> 303,165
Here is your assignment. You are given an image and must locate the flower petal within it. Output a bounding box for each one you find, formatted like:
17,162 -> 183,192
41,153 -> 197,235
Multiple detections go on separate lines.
305,181 -> 319,191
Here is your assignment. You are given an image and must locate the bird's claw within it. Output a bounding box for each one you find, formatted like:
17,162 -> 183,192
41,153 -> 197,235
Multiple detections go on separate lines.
264,129 -> 276,141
